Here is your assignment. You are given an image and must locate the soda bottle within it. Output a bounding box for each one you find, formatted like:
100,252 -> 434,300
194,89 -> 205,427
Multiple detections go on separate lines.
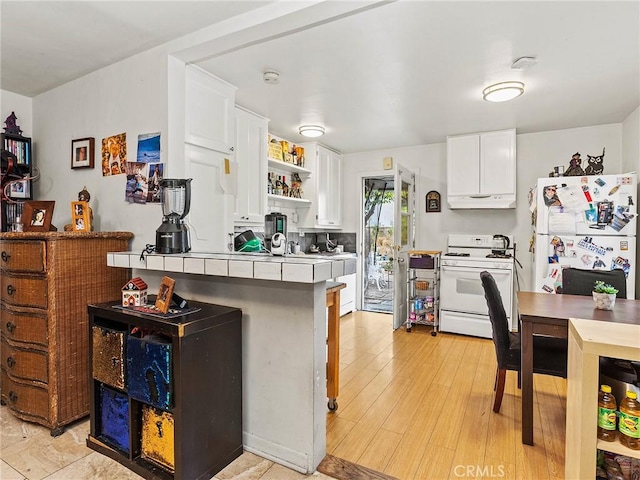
619,390 -> 640,450
597,385 -> 617,441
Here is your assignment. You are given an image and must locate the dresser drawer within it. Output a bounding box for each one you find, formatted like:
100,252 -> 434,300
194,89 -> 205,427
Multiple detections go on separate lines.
1,274 -> 47,308
1,368 -> 50,421
1,337 -> 48,383
1,304 -> 48,347
0,241 -> 46,273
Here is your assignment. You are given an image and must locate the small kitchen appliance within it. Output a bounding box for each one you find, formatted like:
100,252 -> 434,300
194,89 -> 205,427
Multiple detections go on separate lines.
264,212 -> 287,250
270,232 -> 287,255
155,178 -> 192,254
492,234 -> 511,256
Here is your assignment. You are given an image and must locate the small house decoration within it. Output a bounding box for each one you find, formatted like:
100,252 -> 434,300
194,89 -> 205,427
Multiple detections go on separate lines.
3,111 -> 23,135
122,277 -> 148,306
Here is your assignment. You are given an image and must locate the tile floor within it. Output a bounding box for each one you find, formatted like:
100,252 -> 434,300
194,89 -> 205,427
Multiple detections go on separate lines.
0,406 -> 335,480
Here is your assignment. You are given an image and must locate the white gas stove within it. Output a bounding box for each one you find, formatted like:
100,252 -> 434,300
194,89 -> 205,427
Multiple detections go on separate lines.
440,234 -> 516,338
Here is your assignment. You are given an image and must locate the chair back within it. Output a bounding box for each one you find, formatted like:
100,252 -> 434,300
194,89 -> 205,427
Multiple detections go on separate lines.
480,271 -> 511,367
562,267 -> 627,298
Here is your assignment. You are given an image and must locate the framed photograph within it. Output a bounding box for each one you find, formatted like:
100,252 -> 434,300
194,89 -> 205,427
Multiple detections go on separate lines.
71,137 -> 95,169
155,276 -> 176,314
22,201 -> 55,232
71,201 -> 90,231
8,179 -> 30,199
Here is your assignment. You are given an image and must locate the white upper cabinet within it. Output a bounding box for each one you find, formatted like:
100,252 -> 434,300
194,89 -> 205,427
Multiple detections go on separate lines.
185,66 -> 236,153
446,128 -> 516,209
233,106 -> 268,224
299,143 -> 343,229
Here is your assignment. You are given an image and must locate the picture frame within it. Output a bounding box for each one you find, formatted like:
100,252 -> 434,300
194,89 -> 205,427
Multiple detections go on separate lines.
71,137 -> 95,169
426,190 -> 441,213
155,276 -> 176,314
71,201 -> 90,231
22,200 -> 55,232
8,179 -> 30,199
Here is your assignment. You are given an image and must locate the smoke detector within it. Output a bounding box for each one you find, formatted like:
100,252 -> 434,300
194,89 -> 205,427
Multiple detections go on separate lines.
511,56 -> 537,71
263,70 -> 280,84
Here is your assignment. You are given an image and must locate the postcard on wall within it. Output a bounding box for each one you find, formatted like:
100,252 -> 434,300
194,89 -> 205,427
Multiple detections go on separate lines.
101,133 -> 127,176
124,162 -> 148,204
147,162 -> 163,203
137,132 -> 160,163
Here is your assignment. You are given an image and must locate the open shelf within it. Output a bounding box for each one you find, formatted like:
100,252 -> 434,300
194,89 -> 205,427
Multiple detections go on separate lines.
268,158 -> 311,176
597,438 -> 640,459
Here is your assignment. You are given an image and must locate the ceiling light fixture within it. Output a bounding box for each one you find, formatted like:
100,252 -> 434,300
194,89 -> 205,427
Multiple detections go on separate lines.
299,125 -> 325,137
482,81 -> 525,102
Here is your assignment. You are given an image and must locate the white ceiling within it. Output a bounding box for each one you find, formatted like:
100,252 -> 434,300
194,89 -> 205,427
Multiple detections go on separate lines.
2,1 -> 639,154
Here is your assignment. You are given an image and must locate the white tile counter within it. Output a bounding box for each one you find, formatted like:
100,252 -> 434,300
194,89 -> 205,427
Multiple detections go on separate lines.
106,249 -> 358,474
107,251 -> 356,283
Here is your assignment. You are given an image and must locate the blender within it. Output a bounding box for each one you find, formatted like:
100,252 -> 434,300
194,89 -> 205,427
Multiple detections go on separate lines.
155,178 -> 192,254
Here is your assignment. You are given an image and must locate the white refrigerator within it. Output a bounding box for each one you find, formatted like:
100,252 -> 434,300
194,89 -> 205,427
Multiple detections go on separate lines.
534,173 -> 637,298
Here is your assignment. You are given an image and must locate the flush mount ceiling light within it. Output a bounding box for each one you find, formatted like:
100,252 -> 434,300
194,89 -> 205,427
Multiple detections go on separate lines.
299,125 -> 325,137
482,81 -> 525,102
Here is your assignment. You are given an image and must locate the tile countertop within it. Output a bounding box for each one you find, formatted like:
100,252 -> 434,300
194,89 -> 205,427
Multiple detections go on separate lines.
107,251 -> 357,283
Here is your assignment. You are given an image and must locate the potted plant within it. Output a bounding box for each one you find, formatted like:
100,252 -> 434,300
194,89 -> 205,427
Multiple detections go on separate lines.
593,281 -> 618,310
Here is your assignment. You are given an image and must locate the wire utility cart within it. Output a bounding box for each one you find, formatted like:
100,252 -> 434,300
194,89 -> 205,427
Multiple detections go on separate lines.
406,251 -> 441,335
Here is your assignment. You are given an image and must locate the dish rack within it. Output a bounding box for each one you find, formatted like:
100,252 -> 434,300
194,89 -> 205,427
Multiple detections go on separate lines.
406,251 -> 441,335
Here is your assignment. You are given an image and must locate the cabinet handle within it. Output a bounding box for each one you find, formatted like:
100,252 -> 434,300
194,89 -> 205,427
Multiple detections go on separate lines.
1,251 -> 9,262
6,321 -> 16,333
230,146 -> 235,152
9,391 -> 18,403
6,285 -> 16,296
6,357 -> 15,368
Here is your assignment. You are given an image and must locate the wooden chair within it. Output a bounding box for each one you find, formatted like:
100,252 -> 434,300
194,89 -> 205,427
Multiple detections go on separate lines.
561,267 -> 627,298
480,271 -> 568,413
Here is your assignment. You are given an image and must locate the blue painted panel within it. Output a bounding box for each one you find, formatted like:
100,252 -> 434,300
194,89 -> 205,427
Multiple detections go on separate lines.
127,335 -> 172,410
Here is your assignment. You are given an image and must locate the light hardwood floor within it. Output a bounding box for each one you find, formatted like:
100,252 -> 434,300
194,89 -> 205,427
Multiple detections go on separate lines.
326,311 -> 567,480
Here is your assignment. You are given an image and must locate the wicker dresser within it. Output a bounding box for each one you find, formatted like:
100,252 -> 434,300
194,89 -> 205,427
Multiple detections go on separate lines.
0,231 -> 133,435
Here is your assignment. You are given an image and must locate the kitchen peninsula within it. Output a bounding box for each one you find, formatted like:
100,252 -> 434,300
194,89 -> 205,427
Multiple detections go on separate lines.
107,250 -> 356,474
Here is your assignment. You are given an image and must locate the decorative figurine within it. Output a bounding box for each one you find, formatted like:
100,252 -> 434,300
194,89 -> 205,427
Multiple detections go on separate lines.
565,152 -> 586,176
585,147 -> 605,175
3,111 -> 23,136
122,277 -> 149,306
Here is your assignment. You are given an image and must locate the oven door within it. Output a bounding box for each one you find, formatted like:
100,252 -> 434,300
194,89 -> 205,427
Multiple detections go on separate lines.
440,265 -> 513,317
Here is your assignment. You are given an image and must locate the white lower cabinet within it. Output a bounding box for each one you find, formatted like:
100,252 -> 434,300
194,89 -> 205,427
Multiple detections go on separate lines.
233,106 -> 268,224
336,273 -> 356,316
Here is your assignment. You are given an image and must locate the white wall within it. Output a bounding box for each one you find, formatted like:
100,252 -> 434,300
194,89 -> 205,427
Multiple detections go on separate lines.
343,124 -> 625,293
1,90 -> 33,137
622,106 -> 640,297
31,46 -> 170,248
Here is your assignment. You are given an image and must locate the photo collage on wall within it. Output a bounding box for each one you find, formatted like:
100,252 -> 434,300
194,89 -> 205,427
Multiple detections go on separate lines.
99,132 -> 162,204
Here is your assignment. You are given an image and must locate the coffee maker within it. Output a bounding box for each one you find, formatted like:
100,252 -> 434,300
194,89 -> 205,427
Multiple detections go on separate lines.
155,178 -> 192,254
264,212 -> 287,251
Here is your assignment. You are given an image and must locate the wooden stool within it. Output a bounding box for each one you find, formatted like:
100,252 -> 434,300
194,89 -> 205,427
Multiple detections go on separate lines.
326,281 -> 346,411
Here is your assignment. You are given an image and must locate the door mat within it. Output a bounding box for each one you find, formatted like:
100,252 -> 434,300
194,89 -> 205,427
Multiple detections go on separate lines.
317,455 -> 399,480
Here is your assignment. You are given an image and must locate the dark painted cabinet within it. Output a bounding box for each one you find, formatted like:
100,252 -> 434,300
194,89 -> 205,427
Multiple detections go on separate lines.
87,299 -> 242,480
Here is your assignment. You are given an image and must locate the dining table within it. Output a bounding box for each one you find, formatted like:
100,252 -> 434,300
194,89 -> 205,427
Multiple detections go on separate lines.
516,291 -> 640,446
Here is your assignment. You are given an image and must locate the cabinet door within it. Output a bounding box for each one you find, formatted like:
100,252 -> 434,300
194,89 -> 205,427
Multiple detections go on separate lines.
480,129 -> 516,195
316,146 -> 342,227
185,66 -> 236,153
447,134 -> 480,195
184,143 -> 233,252
233,107 -> 268,224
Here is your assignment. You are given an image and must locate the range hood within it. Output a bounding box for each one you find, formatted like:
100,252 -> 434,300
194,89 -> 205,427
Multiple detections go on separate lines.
447,193 -> 516,209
